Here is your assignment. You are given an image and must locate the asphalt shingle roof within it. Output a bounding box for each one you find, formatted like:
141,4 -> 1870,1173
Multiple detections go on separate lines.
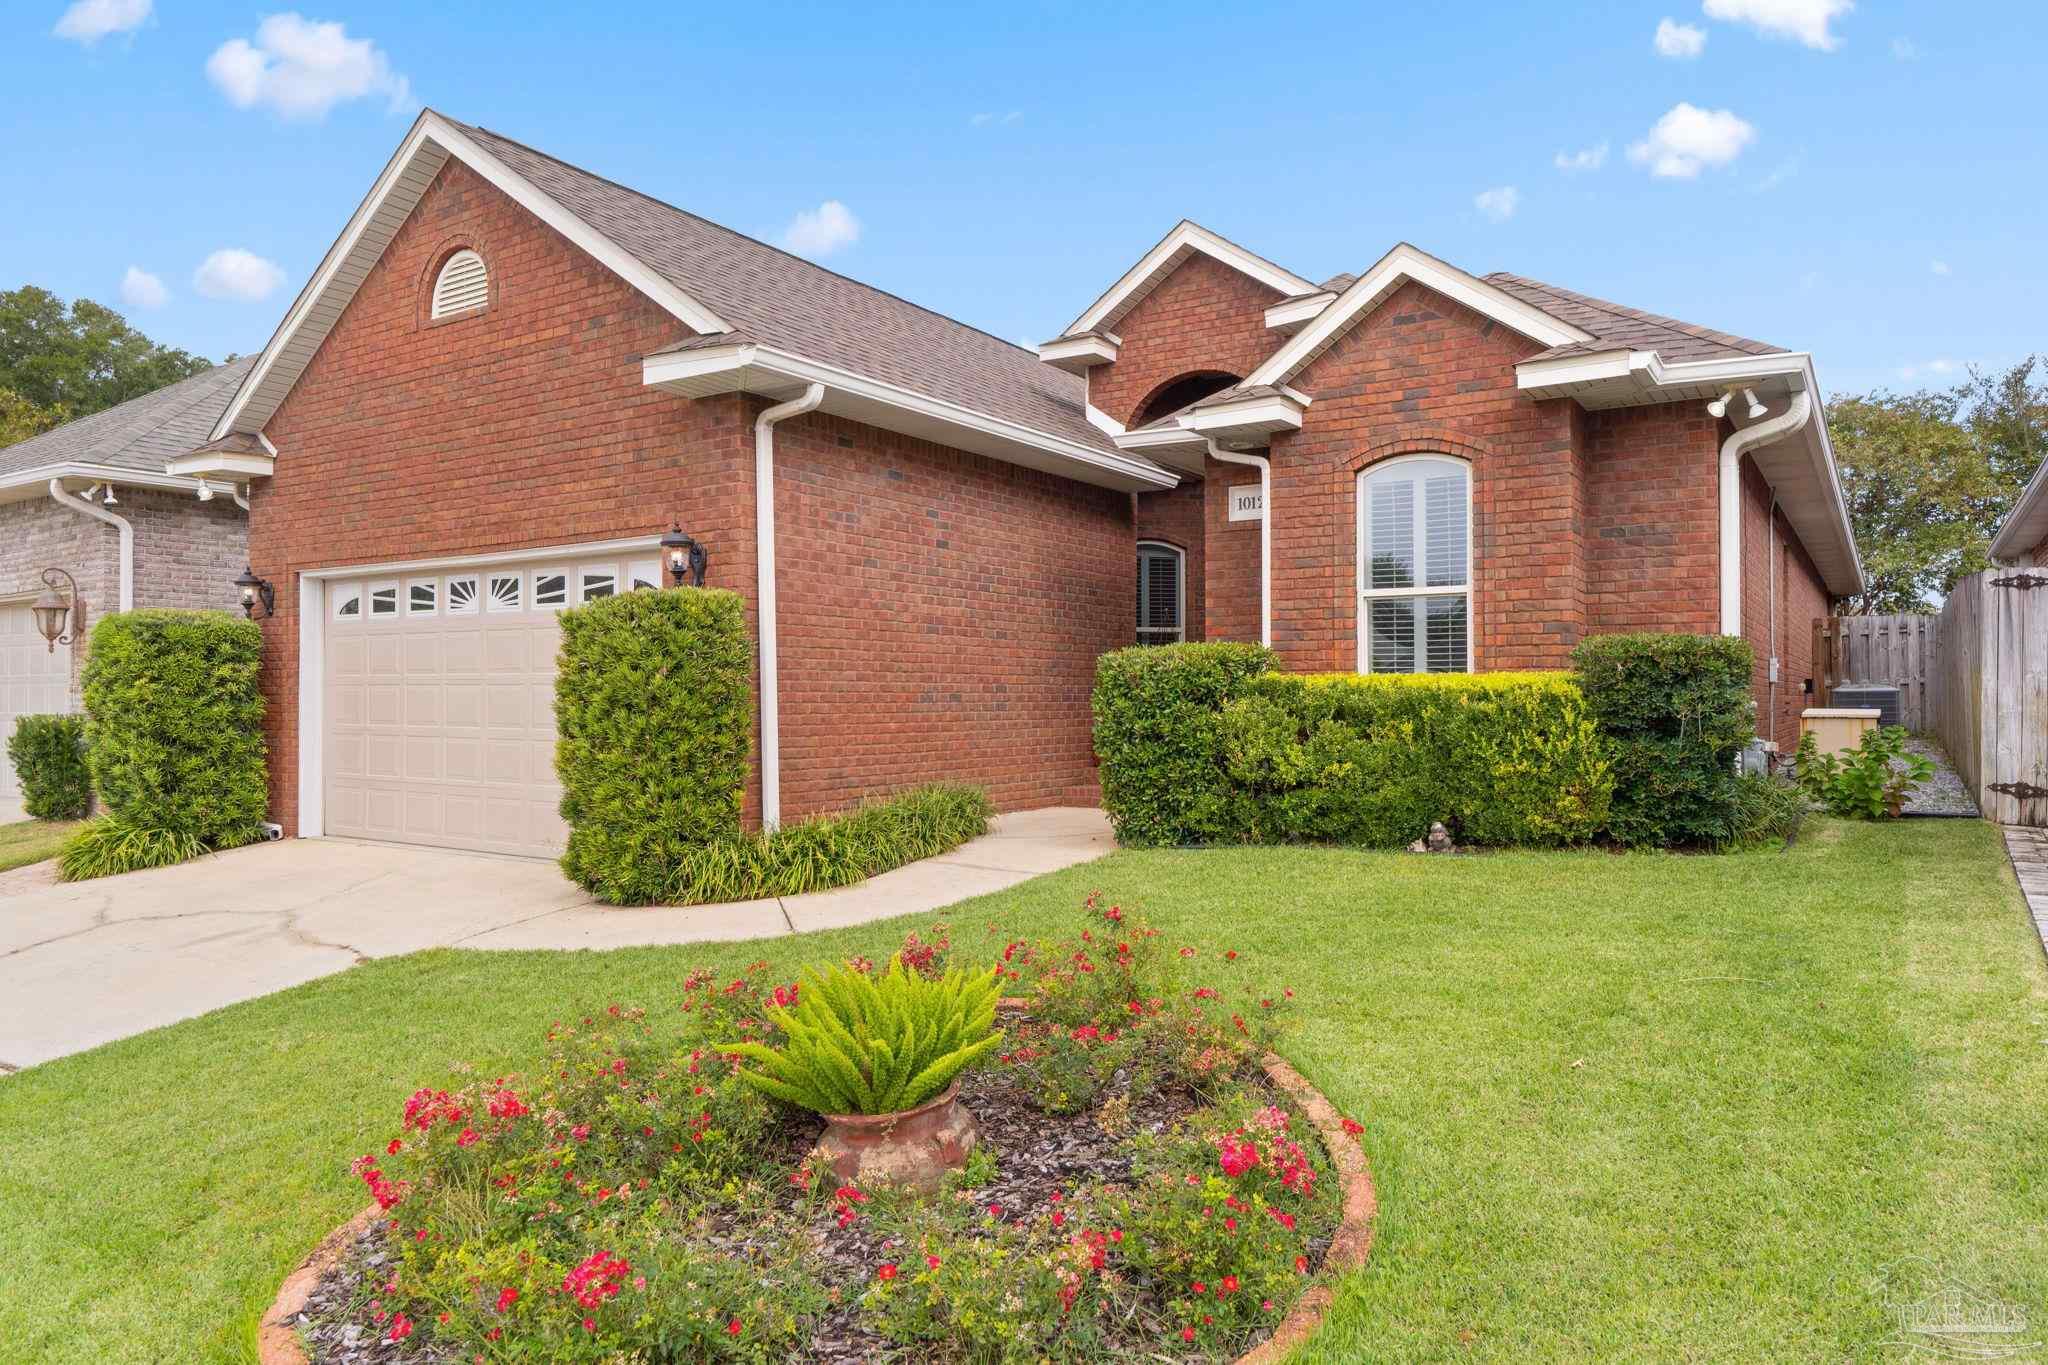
1483,272 -> 1783,363
0,355 -> 257,484
452,120 -> 1115,456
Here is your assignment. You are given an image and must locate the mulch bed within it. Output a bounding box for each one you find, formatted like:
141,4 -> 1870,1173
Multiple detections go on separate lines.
295,1050 -> 1325,1364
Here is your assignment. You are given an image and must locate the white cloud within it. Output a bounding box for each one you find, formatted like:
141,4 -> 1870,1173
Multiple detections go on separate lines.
1702,0 -> 1853,52
1930,259 -> 1951,276
1898,358 -> 1958,381
1627,103 -> 1757,178
779,200 -> 860,258
54,0 -> 150,43
1474,186 -> 1520,222
970,110 -> 1022,127
119,266 -> 169,310
1553,141 -> 1609,173
206,13 -> 412,119
193,248 -> 285,302
1890,36 -> 1917,60
1654,18 -> 1707,57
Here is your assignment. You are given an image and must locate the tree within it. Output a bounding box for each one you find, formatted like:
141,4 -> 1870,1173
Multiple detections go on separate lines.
1829,357 -> 2048,614
0,286 -> 211,433
0,385 -> 65,447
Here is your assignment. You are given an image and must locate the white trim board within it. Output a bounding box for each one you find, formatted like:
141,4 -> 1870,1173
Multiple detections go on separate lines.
0,462 -> 234,505
1245,242 -> 1593,391
298,534 -> 662,581
212,109 -> 731,442
1063,220 -> 1317,338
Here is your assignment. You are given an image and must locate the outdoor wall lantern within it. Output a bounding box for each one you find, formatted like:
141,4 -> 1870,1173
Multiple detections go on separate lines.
660,522 -> 708,587
30,567 -> 81,653
235,565 -> 276,620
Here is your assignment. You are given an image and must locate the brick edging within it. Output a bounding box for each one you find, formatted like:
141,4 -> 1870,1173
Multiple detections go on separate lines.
258,1041 -> 1378,1364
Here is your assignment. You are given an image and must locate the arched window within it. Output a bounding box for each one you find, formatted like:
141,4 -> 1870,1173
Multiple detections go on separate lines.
430,249 -> 489,319
1136,541 -> 1185,645
1358,456 -> 1470,673
1132,371 -> 1239,428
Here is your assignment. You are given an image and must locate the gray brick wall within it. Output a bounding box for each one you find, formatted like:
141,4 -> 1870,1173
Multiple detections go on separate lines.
0,484 -> 247,707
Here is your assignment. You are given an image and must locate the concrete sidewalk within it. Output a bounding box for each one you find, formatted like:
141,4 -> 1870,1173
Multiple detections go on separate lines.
0,807 -> 1112,1070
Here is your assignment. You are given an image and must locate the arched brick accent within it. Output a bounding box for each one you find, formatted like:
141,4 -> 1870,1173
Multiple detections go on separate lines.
1346,428 -> 1494,474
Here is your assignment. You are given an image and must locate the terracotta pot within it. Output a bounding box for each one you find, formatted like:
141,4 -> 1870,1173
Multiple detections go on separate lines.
815,1083 -> 978,1193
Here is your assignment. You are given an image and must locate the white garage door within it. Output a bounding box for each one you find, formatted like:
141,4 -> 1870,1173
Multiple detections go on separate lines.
322,551 -> 662,858
1,603 -> 74,807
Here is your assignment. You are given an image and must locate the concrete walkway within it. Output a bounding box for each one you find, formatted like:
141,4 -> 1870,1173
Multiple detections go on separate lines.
2001,825 -> 2048,960
0,807 -> 1112,1070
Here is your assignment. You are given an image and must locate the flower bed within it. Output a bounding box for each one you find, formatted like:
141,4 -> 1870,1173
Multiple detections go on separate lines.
275,905 -> 1374,1363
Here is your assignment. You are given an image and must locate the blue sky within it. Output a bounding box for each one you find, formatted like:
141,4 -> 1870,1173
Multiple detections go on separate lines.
5,1 -> 2042,399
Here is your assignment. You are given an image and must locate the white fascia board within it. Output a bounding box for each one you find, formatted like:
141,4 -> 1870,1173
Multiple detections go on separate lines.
1037,335 -> 1120,373
1991,456 -> 2048,562
0,462 -> 228,504
1065,220 -> 1317,336
1183,393 -> 1306,441
164,450 -> 275,481
1247,243 -> 1594,390
1086,404 -> 1127,436
643,344 -> 1179,492
300,534 -> 663,581
1114,426 -> 1207,452
1264,292 -> 1334,331
213,110 -> 730,440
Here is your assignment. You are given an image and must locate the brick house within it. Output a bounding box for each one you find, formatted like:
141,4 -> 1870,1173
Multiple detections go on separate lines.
1990,458 -> 2048,567
0,360 -> 252,813
167,111 -> 1861,859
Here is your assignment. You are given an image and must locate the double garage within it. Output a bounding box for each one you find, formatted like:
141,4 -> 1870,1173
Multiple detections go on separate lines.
310,539 -> 664,859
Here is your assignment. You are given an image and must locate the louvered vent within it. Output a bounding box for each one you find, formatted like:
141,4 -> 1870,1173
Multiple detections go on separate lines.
431,250 -> 489,318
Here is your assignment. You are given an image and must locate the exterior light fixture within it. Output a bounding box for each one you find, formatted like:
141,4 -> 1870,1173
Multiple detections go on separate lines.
234,565 -> 276,619
30,567 -> 80,653
1742,388 -> 1767,420
1706,391 -> 1733,418
659,522 -> 708,587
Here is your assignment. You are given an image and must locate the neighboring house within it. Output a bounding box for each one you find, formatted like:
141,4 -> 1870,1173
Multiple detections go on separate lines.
1988,456 -> 2048,566
0,358 -> 253,811
168,110 -> 1860,861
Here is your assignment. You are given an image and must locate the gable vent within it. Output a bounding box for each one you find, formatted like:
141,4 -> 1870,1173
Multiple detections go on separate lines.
431,250 -> 489,318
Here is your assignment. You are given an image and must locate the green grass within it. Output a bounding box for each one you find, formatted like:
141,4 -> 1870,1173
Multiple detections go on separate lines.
0,817 -> 84,873
1,819 -> 2044,1361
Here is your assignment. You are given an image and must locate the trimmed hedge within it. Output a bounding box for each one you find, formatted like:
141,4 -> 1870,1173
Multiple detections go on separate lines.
77,609 -> 267,849
555,587 -> 754,904
1571,632 -> 1755,848
1094,644 -> 1611,848
7,714 -> 91,820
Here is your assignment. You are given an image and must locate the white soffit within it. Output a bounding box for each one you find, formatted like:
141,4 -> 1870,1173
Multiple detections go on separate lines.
1245,243 -> 1594,390
212,110 -> 731,441
1063,220 -> 1317,338
1991,457 -> 2048,562
643,344 -> 1179,494
1037,335 -> 1119,373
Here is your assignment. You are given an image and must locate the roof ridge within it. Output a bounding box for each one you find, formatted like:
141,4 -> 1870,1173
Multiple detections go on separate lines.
456,117 -> 1043,360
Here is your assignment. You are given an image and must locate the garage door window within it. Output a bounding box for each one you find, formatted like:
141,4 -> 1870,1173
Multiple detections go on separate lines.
407,580 -> 438,615
446,575 -> 479,614
488,573 -> 522,612
368,582 -> 399,617
628,560 -> 661,592
534,572 -> 568,609
580,566 -> 617,602
333,585 -> 362,620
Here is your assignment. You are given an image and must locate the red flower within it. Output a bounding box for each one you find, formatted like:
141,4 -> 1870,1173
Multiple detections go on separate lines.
878,1264 -> 899,1282
495,1287 -> 519,1313
1222,1275 -> 1240,1294
926,1254 -> 942,1269
1050,1211 -> 1066,1227
1341,1116 -> 1365,1137
456,1128 -> 479,1148
1263,1299 -> 1276,1312
583,1317 -> 596,1332
384,1138 -> 402,1155
387,1314 -> 413,1342
728,1318 -> 742,1336
1224,1217 -> 1238,1232
1182,1327 -> 1196,1342
1225,950 -> 1238,961
1295,1255 -> 1309,1273
1192,1281 -> 1206,1295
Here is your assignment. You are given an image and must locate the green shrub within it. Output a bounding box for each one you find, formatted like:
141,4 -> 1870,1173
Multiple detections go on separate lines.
1571,633 -> 1755,848
1793,726 -> 1931,819
7,713 -> 91,820
1722,773 -> 1808,849
723,955 -> 1003,1115
81,609 -> 266,853
1094,645 -> 1610,848
1091,642 -> 1274,847
58,815 -> 207,881
554,588 -> 753,903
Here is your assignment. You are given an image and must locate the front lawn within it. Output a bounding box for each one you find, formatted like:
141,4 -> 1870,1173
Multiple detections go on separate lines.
1,819 -> 2043,1361
0,817 -> 83,873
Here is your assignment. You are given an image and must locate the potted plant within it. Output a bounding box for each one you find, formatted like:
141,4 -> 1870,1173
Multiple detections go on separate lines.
725,955 -> 1003,1191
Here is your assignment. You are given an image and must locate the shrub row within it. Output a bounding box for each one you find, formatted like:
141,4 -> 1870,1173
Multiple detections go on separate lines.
1094,644 -> 1612,848
7,713 -> 91,820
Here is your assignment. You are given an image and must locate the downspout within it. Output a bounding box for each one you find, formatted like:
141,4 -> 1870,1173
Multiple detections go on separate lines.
1204,439 -> 1271,648
1717,390 -> 1812,637
48,478 -> 133,611
755,382 -> 827,831
1767,491 -> 1780,745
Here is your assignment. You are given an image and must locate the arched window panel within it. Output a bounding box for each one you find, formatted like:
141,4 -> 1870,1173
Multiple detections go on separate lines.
1359,457 -> 1470,673
1136,541 -> 1185,645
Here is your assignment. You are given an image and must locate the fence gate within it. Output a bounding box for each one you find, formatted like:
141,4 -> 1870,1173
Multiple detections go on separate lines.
1811,613 -> 1938,731
1932,569 -> 2048,827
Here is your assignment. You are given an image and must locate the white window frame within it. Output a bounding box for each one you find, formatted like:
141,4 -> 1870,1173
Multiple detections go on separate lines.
1136,540 -> 1186,645
1356,455 -> 1474,674
579,563 -> 619,603
445,573 -> 480,615
405,578 -> 439,616
331,583 -> 363,622
486,571 -> 524,613
533,569 -> 570,610
367,580 -> 400,619
627,559 -> 662,592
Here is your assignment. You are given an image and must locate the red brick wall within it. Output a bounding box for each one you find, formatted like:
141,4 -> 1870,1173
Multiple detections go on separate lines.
1088,253 -> 1287,427
1134,481 -> 1205,643
1742,456 -> 1831,745
1202,458 -> 1264,644
252,156 -> 1122,833
1583,403 -> 1721,636
1260,280 -> 1581,672
770,410 -> 1129,812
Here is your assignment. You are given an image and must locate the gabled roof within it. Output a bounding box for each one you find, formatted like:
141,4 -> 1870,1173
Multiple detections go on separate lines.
1051,220 -> 1317,342
1,355 -> 256,490
1484,274 -> 1783,364
212,111 -> 1169,489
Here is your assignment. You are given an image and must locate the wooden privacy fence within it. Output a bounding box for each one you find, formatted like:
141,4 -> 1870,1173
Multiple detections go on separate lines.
1932,569 -> 2048,827
1811,613 -> 1938,731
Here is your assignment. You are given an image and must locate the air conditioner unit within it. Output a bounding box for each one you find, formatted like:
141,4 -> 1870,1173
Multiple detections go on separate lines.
1831,684 -> 1902,728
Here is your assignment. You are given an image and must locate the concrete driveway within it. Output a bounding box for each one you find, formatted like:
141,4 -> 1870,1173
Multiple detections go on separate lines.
0,807 -> 1111,1071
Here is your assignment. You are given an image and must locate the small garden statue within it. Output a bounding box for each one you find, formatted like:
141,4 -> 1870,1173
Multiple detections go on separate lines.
1409,822 -> 1455,854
